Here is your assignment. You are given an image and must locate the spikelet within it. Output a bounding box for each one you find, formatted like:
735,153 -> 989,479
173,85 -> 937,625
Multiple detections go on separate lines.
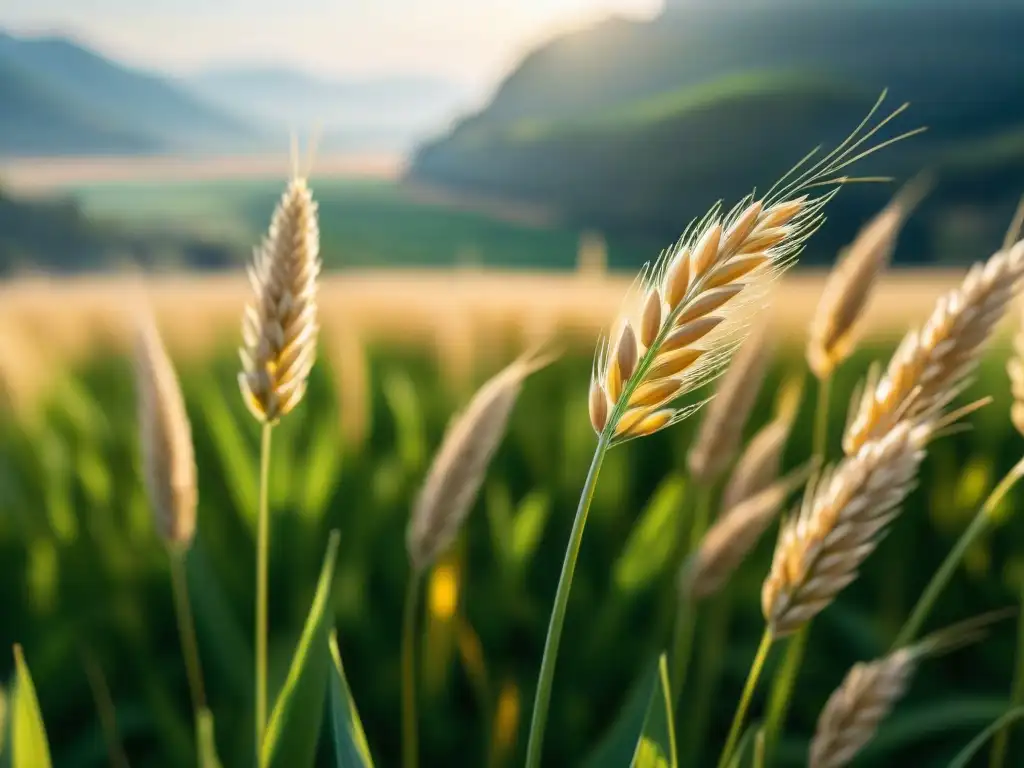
808,611 -> 1008,768
763,417 -> 938,638
688,324 -> 772,484
807,174 -> 931,379
588,93 -> 920,444
238,173 -> 321,423
720,375 -> 803,511
685,465 -> 811,600
407,349 -> 554,572
844,240 -> 1024,454
135,316 -> 197,548
1005,198 -> 1024,435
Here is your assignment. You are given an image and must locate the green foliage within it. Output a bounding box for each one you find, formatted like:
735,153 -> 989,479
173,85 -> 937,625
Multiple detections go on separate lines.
9,646 -> 51,768
262,532 -> 340,768
328,632 -> 373,768
0,339 -> 1022,767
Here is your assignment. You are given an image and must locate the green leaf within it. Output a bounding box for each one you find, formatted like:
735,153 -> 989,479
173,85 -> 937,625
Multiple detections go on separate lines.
197,708 -> 224,768
11,646 -> 51,768
631,655 -> 677,768
381,370 -> 425,473
614,477 -> 686,594
328,632 -> 374,767
0,683 -> 7,758
510,491 -> 551,570
300,421 -> 343,522
725,722 -> 761,768
261,531 -> 341,768
584,657 -> 659,768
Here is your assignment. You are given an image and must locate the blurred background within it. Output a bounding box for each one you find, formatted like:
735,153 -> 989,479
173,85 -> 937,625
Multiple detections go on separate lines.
1,0 -> 1024,765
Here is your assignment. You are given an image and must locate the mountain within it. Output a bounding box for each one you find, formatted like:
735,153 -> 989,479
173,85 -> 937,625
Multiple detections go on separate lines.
0,56 -> 156,154
409,3 -> 1024,264
186,67 -> 474,151
0,31 -> 251,155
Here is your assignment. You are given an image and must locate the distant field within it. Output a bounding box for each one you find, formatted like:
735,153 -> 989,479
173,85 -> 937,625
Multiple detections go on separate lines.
46,175 -> 657,270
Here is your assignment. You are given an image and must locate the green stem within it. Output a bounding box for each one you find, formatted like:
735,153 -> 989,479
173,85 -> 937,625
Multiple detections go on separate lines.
669,484 -> 713,707
894,455 -> 1024,648
669,596 -> 696,709
402,571 -> 423,768
255,423 -> 272,759
524,432 -> 610,768
681,591 -> 734,767
759,373 -> 831,762
761,627 -> 807,762
80,646 -> 131,768
951,708 -> 1024,768
717,628 -> 773,768
990,585 -> 1024,768
170,550 -> 207,719
812,374 -> 831,464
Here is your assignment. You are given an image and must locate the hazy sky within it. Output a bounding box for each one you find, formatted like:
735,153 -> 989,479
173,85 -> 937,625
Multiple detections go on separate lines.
2,0 -> 662,87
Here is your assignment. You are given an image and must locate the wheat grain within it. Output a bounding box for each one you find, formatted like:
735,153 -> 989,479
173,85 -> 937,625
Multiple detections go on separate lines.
238,175 -> 321,423
135,316 -> 197,548
809,612 -> 1006,768
589,94 -> 920,444
687,325 -> 771,484
844,240 -> 1024,454
407,349 -> 554,571
686,465 -> 811,600
762,418 -> 935,638
720,375 -> 803,512
807,174 -> 931,379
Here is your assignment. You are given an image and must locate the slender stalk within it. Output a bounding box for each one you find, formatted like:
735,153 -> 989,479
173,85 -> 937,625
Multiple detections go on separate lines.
813,374 -> 832,464
990,585 -> 1024,768
753,729 -> 767,768
170,550 -> 207,719
761,627 -> 807,761
761,373 -> 830,760
951,708 -> 1024,768
895,455 -> 1024,648
670,596 -> 696,708
670,485 -> 712,706
717,628 -> 773,768
524,432 -> 610,768
402,571 -> 423,768
255,423 -> 272,757
681,591 -> 734,767
80,645 -> 131,768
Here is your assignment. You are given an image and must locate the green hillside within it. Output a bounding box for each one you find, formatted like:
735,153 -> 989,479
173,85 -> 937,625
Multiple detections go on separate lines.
0,31 -> 252,155
409,3 -> 1024,266
0,57 -> 156,154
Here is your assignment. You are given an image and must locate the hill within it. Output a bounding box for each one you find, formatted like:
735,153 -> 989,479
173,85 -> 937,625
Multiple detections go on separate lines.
409,3 -> 1024,264
0,31 -> 251,155
0,56 -> 156,155
186,67 -> 473,151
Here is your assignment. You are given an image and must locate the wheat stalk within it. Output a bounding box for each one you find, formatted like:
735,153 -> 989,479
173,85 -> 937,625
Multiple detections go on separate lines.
238,175 -> 321,423
762,417 -> 938,638
844,240 -> 1024,454
809,612 -> 1008,768
687,324 -> 771,484
135,316 -> 197,548
588,94 -> 921,446
686,465 -> 811,600
807,174 -> 931,380
407,348 -> 554,572
720,374 -> 803,512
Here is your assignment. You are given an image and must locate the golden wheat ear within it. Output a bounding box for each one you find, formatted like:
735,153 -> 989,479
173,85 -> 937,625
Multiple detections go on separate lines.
844,238 -> 1024,454
809,609 -> 1012,768
591,91 -> 921,445
762,405 -> 968,639
238,152 -> 321,424
685,461 -> 813,601
135,313 -> 197,549
407,348 -> 556,572
807,172 -> 932,379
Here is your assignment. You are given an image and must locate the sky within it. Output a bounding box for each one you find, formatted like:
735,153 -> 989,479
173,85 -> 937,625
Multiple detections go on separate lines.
1,0 -> 663,88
